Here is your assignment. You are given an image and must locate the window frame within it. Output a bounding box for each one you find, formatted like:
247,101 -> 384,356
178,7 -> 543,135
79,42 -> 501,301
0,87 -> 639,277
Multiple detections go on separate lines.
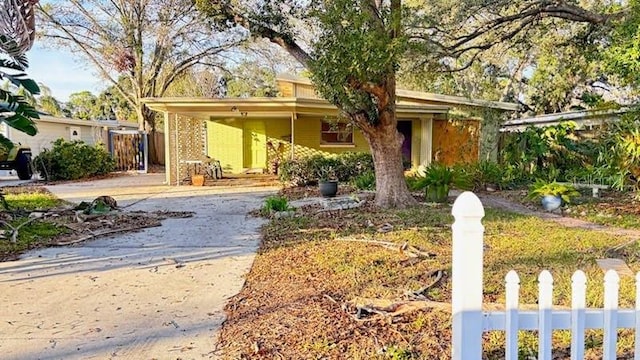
320,120 -> 354,147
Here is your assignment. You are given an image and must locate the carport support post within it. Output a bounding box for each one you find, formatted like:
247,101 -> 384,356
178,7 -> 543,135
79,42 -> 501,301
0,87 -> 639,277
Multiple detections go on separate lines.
164,112 -> 172,185
290,112 -> 296,160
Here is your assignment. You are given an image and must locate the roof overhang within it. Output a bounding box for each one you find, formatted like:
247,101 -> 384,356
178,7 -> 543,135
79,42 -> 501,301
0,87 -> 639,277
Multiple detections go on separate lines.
141,97 -> 451,119
275,74 -> 519,111
501,108 -> 628,132
37,115 -> 138,129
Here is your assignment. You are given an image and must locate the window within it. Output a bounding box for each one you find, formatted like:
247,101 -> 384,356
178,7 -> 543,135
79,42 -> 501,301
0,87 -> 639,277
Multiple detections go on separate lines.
69,126 -> 81,140
321,120 -> 353,145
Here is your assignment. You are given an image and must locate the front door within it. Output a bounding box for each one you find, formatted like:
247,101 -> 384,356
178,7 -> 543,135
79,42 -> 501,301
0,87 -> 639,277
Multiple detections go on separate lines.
397,121 -> 412,169
243,120 -> 267,170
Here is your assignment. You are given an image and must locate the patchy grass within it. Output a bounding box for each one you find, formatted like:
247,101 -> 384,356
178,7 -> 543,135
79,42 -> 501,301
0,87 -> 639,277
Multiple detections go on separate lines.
217,199 -> 639,359
0,187 -> 69,261
4,192 -> 63,210
0,218 -> 69,260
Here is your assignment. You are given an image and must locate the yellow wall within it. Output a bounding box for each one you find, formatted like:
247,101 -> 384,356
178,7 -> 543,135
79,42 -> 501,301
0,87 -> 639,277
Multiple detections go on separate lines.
208,116 -> 428,173
207,119 -> 244,172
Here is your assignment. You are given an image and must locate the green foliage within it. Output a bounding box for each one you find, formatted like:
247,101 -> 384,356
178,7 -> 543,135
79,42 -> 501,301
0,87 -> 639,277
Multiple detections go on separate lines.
352,171 -> 376,191
279,152 -> 375,185
0,55 -> 39,136
335,152 -> 374,181
500,122 -> 595,184
33,139 -> 115,181
527,180 -> 580,204
604,0 -> 640,87
279,158 -> 314,186
457,160 -> 505,190
308,0 -> 405,123
409,163 -> 472,190
261,196 -> 293,216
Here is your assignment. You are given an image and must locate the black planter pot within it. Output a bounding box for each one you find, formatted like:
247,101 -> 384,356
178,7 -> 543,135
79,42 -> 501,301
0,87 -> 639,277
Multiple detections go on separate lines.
319,180 -> 338,198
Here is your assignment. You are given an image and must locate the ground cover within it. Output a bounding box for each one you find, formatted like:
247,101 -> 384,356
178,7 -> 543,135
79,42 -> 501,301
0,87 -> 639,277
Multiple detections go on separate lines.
217,192 -> 640,359
495,188 -> 640,230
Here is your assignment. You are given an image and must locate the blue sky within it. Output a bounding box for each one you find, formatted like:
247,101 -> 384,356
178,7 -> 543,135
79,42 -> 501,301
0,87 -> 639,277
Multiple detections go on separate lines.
27,44 -> 105,102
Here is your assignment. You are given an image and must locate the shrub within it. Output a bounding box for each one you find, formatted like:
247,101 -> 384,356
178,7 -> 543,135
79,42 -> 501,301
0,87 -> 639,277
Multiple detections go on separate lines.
526,180 -> 580,203
410,163 -> 472,191
352,171 -> 376,190
335,152 -> 374,181
261,195 -> 293,215
279,152 -> 375,185
34,139 -> 116,181
279,158 -> 313,186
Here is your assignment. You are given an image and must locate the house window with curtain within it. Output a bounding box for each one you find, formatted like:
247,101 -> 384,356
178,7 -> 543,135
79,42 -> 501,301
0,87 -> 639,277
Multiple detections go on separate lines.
321,120 -> 353,146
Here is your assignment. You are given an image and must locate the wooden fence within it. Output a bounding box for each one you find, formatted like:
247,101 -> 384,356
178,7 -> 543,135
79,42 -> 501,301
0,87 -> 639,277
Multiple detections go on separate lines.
451,192 -> 640,360
109,130 -> 148,172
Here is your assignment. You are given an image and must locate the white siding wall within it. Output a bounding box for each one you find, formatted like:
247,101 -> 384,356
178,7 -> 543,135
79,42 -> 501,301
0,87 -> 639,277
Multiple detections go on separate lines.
7,122 -> 103,157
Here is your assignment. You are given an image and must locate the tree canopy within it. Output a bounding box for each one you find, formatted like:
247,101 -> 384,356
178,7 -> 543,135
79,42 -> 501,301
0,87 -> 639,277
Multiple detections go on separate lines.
37,0 -> 244,131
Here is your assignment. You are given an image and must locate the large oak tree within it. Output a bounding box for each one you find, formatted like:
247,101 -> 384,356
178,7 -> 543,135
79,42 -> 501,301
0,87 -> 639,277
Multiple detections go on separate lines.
196,0 -> 622,208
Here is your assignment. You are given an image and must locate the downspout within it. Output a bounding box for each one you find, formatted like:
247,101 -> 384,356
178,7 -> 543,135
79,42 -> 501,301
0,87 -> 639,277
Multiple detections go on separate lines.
163,111 -> 171,185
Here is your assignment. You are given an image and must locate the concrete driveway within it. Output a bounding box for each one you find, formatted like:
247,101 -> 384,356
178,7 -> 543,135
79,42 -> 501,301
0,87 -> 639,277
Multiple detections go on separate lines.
0,173 -> 279,359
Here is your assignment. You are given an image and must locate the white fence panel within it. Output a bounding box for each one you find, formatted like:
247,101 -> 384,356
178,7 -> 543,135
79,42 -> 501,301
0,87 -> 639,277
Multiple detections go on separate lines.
451,191 -> 640,360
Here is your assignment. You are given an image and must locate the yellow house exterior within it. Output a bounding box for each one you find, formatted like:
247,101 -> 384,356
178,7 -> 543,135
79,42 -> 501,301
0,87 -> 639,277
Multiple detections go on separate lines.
143,75 -> 518,185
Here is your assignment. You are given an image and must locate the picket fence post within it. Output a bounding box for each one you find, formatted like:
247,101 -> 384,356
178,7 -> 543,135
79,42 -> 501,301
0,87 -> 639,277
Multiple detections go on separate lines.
451,191 -> 485,360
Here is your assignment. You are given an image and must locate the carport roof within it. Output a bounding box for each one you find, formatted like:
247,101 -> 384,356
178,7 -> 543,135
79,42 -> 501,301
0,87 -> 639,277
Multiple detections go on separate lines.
141,97 -> 451,119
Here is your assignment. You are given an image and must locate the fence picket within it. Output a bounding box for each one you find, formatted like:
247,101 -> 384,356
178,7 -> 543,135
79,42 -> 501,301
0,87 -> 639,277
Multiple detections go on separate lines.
505,271 -> 520,360
603,270 -> 620,360
570,271 -> 587,360
635,272 -> 640,360
538,271 -> 554,360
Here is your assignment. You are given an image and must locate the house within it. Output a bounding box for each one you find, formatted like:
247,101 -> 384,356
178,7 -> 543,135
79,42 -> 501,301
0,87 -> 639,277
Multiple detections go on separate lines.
1,115 -> 139,158
142,74 -> 518,185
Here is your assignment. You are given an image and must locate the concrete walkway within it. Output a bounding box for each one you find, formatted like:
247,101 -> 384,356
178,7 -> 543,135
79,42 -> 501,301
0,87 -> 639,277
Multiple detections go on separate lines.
0,173 -> 279,359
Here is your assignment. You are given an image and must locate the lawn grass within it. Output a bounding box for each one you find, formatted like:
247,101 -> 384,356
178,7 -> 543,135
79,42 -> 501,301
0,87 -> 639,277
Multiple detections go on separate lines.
5,192 -> 63,210
0,189 -> 68,260
217,200 -> 639,359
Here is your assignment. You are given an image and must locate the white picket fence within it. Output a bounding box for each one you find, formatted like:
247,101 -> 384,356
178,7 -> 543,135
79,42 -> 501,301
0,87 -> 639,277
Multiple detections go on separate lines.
451,191 -> 640,360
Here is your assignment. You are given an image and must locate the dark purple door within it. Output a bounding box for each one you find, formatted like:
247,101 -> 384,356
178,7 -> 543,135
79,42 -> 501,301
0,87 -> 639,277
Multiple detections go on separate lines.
397,121 -> 412,169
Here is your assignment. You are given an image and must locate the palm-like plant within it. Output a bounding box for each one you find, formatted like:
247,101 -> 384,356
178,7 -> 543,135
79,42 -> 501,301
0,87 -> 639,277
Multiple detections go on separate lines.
0,0 -> 40,137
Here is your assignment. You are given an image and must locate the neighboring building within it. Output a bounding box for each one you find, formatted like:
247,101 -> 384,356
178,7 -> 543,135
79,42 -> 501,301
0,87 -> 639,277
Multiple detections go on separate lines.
2,115 -> 138,157
143,74 -> 518,185
500,108 -> 627,133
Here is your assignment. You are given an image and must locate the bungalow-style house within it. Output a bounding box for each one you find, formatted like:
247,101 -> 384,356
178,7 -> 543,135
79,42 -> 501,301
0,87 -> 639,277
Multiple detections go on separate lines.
1,115 -> 139,157
143,74 -> 518,185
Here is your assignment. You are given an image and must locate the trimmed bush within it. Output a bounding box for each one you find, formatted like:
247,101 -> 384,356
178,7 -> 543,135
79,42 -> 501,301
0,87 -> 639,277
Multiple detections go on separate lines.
34,139 -> 116,181
278,152 -> 375,186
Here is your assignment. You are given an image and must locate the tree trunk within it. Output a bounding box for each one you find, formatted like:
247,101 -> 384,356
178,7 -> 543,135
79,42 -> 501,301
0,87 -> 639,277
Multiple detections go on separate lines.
362,121 -> 417,208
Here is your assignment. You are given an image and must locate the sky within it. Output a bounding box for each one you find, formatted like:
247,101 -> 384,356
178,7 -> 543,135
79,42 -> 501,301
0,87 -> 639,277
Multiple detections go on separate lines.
27,44 -> 105,102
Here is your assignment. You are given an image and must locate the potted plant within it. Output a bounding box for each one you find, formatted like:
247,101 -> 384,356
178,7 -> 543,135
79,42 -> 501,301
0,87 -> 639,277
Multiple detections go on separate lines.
527,180 -> 580,211
318,165 -> 338,198
414,163 -> 472,203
